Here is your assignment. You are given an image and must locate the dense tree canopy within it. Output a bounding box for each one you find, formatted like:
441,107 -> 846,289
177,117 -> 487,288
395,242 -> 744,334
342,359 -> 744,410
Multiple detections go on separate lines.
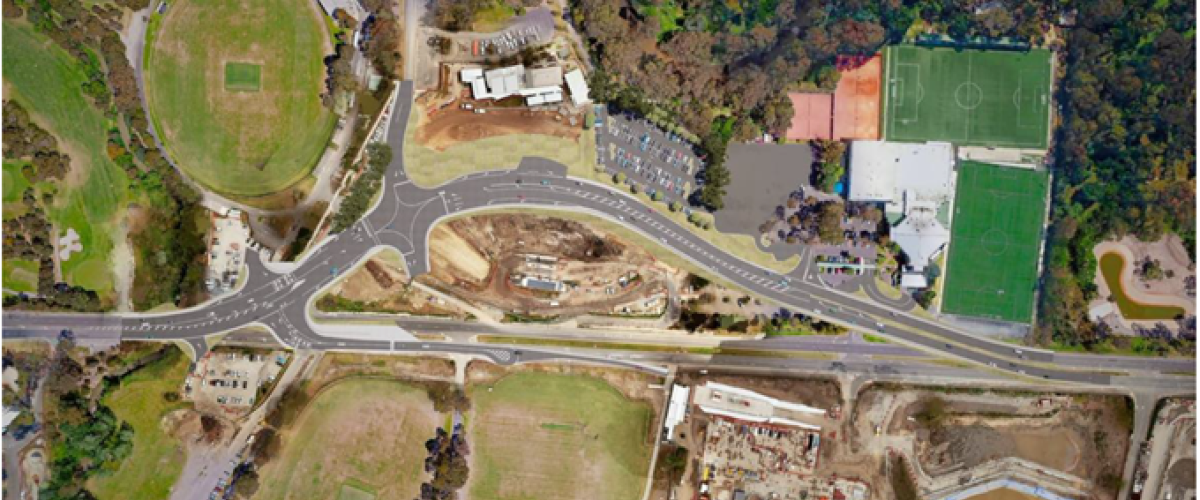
575,0 -> 1196,348
1037,0 -> 1196,348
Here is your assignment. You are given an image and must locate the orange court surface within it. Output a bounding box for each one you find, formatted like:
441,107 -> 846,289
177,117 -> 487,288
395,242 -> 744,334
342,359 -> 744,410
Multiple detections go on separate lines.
784,92 -> 834,141
833,54 -> 882,140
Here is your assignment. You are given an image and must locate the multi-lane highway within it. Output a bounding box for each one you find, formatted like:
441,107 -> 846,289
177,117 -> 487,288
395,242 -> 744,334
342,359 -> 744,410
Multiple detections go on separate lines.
2,80 -> 1194,393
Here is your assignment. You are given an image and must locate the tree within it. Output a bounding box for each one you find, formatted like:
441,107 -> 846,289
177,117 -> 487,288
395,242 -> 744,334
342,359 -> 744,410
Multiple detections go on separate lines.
669,201 -> 682,212
914,397 -> 947,429
234,468 -> 260,499
614,171 -> 625,184
811,140 -> 847,193
652,190 -> 664,202
915,289 -> 937,309
816,202 -> 845,244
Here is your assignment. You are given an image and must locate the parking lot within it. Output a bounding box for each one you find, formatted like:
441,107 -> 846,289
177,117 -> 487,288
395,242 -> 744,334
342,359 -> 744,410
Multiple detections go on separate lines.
594,105 -> 705,211
186,349 -> 288,417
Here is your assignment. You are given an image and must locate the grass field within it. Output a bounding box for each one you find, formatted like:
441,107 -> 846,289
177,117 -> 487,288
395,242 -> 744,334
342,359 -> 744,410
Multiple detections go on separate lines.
3,20 -> 128,295
472,0 -> 517,32
88,348 -> 191,500
883,46 -> 1051,149
336,482 -> 377,500
255,379 -> 437,500
467,372 -> 653,500
2,259 -> 39,293
224,62 -> 262,91
3,160 -> 30,219
942,162 -> 1049,323
145,0 -> 335,198
1097,252 -> 1186,320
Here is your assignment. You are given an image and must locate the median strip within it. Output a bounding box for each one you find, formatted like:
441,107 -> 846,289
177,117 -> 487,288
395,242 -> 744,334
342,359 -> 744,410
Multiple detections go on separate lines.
474,335 -> 836,360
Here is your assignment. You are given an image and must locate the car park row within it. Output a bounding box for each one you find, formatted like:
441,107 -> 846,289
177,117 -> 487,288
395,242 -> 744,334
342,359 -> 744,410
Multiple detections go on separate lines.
594,105 -> 705,209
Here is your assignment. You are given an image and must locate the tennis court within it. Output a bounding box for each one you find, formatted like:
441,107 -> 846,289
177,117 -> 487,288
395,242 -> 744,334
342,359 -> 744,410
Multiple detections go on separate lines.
942,161 -> 1049,323
833,54 -> 881,140
882,46 -> 1051,149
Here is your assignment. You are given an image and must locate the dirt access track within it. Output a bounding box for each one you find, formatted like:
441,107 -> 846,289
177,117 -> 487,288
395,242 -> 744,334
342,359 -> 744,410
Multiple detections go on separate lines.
424,213 -> 680,317
415,93 -> 581,152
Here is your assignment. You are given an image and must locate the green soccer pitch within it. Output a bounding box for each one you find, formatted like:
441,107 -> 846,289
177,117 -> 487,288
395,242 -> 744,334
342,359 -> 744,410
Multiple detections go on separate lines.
882,46 -> 1052,149
942,161 -> 1050,323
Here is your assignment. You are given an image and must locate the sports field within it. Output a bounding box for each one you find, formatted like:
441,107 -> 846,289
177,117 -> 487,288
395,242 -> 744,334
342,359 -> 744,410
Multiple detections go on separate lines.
145,0 -> 335,198
882,46 -> 1052,149
468,372 -> 654,500
255,379 -> 437,500
942,161 -> 1049,323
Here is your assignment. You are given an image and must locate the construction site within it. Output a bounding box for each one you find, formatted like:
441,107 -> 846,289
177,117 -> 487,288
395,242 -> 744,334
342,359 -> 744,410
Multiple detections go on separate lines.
1129,398 -> 1195,500
414,93 -> 584,151
316,249 -> 468,318
653,370 -> 1138,500
849,386 -> 1134,500
423,213 -> 680,320
413,53 -> 591,152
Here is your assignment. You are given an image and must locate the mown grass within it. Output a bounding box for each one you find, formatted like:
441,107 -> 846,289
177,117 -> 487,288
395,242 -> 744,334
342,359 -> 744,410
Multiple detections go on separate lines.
2,160 -> 30,205
2,258 -> 39,293
255,379 -> 436,500
145,0 -> 335,197
474,335 -> 837,360
3,19 -> 127,295
468,372 -> 653,500
472,0 -> 517,32
88,347 -> 191,500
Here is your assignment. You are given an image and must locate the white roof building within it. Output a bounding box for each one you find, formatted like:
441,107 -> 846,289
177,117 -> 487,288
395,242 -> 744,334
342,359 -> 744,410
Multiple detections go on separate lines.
848,141 -> 955,214
484,65 -> 526,98
662,384 -> 691,441
692,382 -> 824,430
891,204 -> 950,288
526,66 -> 563,88
2,407 -> 20,433
461,65 -> 566,106
460,67 -> 484,83
564,69 -> 591,107
849,141 -> 956,287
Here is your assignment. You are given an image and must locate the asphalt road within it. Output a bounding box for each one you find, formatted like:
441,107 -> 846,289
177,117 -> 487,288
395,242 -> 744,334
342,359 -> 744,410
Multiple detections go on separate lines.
2,80 -> 1195,395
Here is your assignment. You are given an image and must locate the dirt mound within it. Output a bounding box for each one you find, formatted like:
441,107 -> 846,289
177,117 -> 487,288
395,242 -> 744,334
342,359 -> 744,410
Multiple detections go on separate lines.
1167,458 -> 1195,488
364,260 -> 395,289
445,214 -> 625,262
930,424 -> 1013,467
416,106 -> 581,152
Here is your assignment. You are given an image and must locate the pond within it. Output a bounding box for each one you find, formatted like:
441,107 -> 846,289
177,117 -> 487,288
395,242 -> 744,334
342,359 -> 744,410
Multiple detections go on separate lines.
1098,252 -> 1185,320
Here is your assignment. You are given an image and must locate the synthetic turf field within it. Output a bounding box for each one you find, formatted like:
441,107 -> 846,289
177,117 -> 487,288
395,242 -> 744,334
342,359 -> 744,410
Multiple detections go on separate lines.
942,161 -> 1049,323
882,46 -> 1052,149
